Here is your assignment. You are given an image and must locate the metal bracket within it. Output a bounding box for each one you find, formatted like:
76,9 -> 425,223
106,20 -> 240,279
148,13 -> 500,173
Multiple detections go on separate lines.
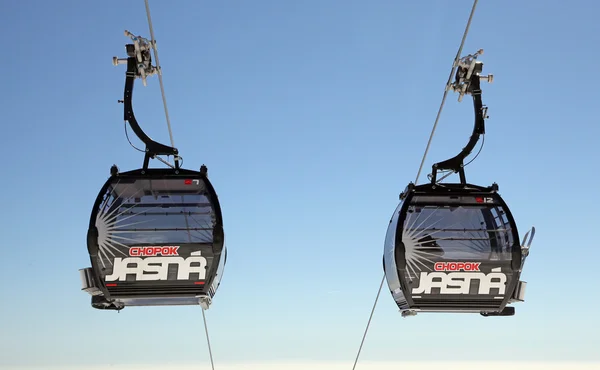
198,295 -> 212,310
401,309 -> 418,318
447,49 -> 494,102
113,30 -> 159,86
519,226 -> 536,271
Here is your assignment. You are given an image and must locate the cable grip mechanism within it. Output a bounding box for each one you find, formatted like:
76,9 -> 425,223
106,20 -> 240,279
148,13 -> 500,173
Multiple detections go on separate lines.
113,30 -> 159,87
447,49 -> 494,102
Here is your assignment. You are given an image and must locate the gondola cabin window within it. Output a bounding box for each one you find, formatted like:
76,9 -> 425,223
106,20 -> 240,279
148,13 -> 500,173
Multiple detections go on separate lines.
97,178 -> 217,247
402,201 -> 514,262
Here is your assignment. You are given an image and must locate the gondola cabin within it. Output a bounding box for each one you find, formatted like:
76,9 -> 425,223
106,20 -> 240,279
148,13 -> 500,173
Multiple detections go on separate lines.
80,167 -> 226,311
383,182 -> 533,317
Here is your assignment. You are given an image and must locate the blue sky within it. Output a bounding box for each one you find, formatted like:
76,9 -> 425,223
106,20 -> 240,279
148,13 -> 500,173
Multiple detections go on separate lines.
1,0 -> 599,368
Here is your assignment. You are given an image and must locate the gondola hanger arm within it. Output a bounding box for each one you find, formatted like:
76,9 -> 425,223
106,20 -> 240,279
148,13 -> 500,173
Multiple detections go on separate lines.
429,49 -> 493,185
113,30 -> 180,171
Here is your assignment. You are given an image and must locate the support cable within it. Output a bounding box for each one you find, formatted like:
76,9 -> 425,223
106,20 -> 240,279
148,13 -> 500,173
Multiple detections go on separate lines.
141,4 -> 211,370
350,1 -> 480,369
144,0 -> 176,150
202,308 -> 216,370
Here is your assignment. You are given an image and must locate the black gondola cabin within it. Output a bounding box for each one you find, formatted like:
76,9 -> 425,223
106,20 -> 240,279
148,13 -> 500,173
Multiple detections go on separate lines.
80,168 -> 226,310
383,183 -> 530,316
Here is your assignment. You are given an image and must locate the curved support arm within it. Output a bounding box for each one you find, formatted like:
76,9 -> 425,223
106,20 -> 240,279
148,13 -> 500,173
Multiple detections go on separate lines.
123,57 -> 179,170
430,55 -> 492,185
115,31 -> 180,170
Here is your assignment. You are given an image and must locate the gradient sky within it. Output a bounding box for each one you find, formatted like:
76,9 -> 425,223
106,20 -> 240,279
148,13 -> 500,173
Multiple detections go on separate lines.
1,0 -> 599,368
